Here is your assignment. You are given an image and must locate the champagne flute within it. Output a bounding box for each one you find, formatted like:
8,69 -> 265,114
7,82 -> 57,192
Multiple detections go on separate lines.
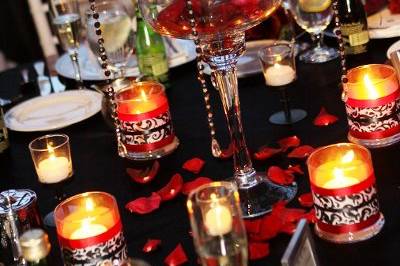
49,0 -> 84,89
289,0 -> 338,63
86,0 -> 135,79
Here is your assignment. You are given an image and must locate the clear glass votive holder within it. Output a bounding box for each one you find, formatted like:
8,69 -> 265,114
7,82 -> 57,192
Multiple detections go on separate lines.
307,143 -> 384,243
187,181 -> 248,266
115,81 -> 179,160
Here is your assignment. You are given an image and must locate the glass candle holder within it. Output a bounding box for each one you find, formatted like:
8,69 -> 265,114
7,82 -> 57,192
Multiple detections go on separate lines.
344,64 -> 400,148
55,192 -> 128,265
116,81 -> 179,160
187,182 -> 248,266
307,143 -> 384,243
258,42 -> 307,125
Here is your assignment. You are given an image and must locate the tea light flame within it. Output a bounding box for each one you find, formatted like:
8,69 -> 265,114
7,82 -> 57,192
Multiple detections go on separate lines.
341,150 -> 355,164
363,74 -> 379,99
86,198 -> 94,212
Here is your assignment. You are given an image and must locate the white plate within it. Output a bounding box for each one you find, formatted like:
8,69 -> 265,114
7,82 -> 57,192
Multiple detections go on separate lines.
368,7 -> 400,39
55,38 -> 196,81
5,90 -> 102,132
203,40 -> 286,78
387,40 -> 400,59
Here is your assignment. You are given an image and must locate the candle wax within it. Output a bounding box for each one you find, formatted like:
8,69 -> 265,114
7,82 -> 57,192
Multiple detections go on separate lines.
69,220 -> 107,240
264,63 -> 296,86
204,204 -> 233,236
37,155 -> 70,183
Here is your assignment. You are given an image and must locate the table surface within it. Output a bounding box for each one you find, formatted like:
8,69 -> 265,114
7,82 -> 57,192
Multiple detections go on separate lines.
1,37 -> 399,266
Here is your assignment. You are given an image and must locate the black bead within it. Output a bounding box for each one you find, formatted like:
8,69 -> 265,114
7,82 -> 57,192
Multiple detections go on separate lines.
89,0 -> 95,2
194,39 -> 200,45
195,47 -> 201,53
99,47 -> 105,53
101,55 -> 107,61
98,38 -> 104,44
94,22 -> 101,28
105,70 -> 111,76
93,13 -> 99,19
96,29 -> 102,35
90,5 -> 96,11
101,63 -> 108,69
342,77 -> 348,83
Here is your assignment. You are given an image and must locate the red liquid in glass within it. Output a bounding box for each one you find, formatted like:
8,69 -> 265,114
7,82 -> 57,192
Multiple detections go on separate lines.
153,0 -> 280,39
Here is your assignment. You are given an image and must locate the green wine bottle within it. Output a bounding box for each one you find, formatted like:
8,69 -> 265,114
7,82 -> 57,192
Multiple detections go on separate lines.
136,6 -> 170,86
20,229 -> 51,266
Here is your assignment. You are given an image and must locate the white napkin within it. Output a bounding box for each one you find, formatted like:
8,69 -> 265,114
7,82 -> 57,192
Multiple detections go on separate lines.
368,7 -> 400,39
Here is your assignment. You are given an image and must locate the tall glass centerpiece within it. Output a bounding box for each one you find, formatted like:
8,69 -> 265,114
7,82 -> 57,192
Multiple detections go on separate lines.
138,0 -> 297,217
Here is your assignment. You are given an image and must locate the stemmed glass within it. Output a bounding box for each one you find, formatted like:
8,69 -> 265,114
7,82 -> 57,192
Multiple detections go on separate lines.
49,0 -> 84,89
29,134 -> 73,227
138,0 -> 297,217
289,0 -> 338,63
86,0 -> 135,79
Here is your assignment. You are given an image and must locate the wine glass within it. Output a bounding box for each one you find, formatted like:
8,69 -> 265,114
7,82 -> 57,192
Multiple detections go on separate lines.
49,0 -> 84,89
86,0 -> 135,79
138,0 -> 297,218
29,134 -> 73,227
289,0 -> 338,63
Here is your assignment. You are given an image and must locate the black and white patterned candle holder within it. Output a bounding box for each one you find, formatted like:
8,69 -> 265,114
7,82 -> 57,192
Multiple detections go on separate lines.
307,143 -> 384,243
344,64 -> 400,148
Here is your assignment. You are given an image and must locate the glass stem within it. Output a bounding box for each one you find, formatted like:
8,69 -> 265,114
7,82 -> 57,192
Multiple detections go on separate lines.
280,88 -> 292,122
69,51 -> 85,90
202,33 -> 258,187
312,33 -> 323,49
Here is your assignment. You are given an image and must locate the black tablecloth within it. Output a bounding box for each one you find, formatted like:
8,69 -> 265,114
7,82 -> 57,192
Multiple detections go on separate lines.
1,38 -> 399,266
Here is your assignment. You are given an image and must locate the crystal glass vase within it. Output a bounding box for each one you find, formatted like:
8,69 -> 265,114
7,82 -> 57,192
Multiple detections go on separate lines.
138,0 -> 297,217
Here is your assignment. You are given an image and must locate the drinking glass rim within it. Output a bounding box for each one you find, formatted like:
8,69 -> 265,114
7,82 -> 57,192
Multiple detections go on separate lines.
85,0 -> 124,15
188,181 -> 237,203
29,134 -> 70,152
345,64 -> 397,86
115,81 -> 166,103
258,42 -> 293,60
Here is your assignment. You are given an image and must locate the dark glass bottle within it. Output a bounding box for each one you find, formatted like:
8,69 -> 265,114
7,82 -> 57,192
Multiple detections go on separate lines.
338,0 -> 369,55
136,6 -> 170,86
20,229 -> 51,266
0,106 -> 9,153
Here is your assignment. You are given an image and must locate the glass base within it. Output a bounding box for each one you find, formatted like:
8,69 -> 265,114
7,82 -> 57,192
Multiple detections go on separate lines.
44,211 -> 55,227
299,46 -> 338,63
315,213 -> 385,243
269,109 -> 307,125
348,132 -> 400,148
237,173 -> 297,218
121,137 -> 180,161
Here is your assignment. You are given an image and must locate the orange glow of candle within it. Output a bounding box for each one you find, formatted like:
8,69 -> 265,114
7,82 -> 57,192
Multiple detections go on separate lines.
363,74 -> 380,100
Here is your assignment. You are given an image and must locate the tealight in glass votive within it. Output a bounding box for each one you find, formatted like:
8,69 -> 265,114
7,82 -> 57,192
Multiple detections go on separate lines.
116,81 -> 179,160
258,42 -> 307,125
29,134 -> 73,226
187,182 -> 248,266
344,64 -> 400,148
307,143 -> 384,243
55,192 -> 128,265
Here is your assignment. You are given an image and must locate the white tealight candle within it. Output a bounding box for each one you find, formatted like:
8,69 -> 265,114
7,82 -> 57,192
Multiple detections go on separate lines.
204,204 -> 233,236
37,155 -> 70,183
70,219 -> 107,240
264,63 -> 296,86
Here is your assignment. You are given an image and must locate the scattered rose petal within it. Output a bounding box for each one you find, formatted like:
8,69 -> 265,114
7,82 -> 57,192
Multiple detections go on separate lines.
253,146 -> 282,160
277,136 -> 301,151
142,239 -> 161,253
287,145 -> 315,159
280,222 -> 297,235
267,166 -> 295,185
157,174 -> 183,202
298,193 -> 313,208
125,192 -> 161,214
182,157 -> 205,174
219,143 -> 234,159
286,164 -> 304,175
313,107 -> 338,126
182,177 -> 213,195
164,244 -> 188,266
302,209 -> 317,224
250,214 -> 282,241
244,219 -> 262,235
127,161 -> 160,184
249,242 -> 270,260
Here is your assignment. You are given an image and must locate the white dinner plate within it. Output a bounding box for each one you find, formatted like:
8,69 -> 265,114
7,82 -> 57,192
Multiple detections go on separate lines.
55,38 -> 196,81
387,40 -> 400,59
5,90 -> 102,132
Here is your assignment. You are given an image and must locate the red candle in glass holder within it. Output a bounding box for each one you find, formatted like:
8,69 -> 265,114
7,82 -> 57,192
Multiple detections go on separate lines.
307,143 -> 384,243
116,81 -> 179,160
344,64 -> 400,148
55,192 -> 128,265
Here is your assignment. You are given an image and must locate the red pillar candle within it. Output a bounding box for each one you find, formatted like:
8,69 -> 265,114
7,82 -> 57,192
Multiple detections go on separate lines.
116,81 -> 179,160
307,143 -> 384,243
55,192 -> 128,265
344,64 -> 400,148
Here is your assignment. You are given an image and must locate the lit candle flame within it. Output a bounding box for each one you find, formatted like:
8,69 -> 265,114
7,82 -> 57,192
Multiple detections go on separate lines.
140,90 -> 148,102
363,74 -> 379,99
47,143 -> 56,160
341,150 -> 355,164
85,198 -> 95,212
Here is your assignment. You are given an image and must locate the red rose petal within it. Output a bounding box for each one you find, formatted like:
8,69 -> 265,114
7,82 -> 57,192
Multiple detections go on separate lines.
125,192 -> 161,214
298,193 -> 314,208
249,242 -> 270,260
244,219 -> 262,235
142,239 -> 161,253
287,145 -> 315,159
313,107 -> 338,127
182,157 -> 205,174
267,166 -> 295,186
286,164 -> 304,175
164,244 -> 188,266
157,174 -> 183,202
127,161 -> 160,184
219,143 -> 234,159
302,209 -> 317,224
182,177 -> 213,195
277,136 -> 301,151
280,222 -> 297,235
253,146 -> 282,160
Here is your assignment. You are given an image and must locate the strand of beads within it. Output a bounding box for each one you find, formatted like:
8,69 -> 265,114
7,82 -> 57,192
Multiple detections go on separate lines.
332,0 -> 348,86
